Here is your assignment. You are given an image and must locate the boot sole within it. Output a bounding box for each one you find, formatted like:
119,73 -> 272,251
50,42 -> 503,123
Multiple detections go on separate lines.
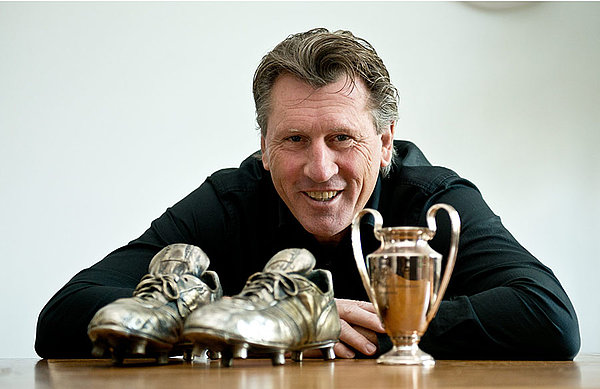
183,326 -> 337,366
88,325 -> 193,364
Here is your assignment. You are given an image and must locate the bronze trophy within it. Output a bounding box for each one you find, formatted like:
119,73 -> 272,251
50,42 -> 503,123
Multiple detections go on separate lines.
351,204 -> 460,366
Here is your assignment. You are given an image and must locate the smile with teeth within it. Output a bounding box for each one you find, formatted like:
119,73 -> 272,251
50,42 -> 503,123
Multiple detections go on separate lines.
305,191 -> 340,202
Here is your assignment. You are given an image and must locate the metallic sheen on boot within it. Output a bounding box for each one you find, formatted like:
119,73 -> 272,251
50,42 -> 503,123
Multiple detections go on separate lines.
87,244 -> 222,364
183,248 -> 340,366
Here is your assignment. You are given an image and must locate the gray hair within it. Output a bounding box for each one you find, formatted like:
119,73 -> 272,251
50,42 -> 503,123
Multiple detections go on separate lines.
253,28 -> 399,175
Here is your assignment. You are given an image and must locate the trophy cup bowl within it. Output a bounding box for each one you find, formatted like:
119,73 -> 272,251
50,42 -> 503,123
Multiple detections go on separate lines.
351,204 -> 460,366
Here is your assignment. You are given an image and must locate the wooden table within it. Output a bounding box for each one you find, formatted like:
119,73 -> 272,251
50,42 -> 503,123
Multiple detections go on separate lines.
2,355 -> 599,389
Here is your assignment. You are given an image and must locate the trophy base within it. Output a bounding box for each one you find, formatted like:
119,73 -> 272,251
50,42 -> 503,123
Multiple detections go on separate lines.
377,344 -> 435,367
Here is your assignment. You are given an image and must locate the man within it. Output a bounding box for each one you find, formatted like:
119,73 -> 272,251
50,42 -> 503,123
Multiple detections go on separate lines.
35,28 -> 580,360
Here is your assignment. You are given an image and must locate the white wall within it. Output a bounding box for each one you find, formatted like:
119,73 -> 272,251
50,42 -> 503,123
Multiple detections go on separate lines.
1,2 -> 598,358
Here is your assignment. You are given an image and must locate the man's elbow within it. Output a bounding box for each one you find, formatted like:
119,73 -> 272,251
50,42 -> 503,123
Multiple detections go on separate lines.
534,306 -> 581,361
34,306 -> 93,359
548,316 -> 581,360
35,310 -> 55,358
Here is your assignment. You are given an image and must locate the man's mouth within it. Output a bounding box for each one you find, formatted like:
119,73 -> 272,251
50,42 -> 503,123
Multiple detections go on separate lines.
305,191 -> 341,202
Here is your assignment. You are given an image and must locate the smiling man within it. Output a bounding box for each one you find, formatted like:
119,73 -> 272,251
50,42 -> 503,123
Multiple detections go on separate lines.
36,28 -> 580,361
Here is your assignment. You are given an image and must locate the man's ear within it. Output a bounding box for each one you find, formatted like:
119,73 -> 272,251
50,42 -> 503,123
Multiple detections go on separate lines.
380,122 -> 395,168
261,136 -> 270,171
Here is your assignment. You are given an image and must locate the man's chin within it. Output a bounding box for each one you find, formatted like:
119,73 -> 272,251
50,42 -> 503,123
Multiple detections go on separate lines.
304,224 -> 350,245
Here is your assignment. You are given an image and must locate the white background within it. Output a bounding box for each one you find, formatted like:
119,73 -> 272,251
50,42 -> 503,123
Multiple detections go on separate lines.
1,2 -> 598,358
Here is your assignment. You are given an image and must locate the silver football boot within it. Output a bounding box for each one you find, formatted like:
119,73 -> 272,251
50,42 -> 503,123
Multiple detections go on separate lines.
183,248 -> 341,367
88,244 -> 222,364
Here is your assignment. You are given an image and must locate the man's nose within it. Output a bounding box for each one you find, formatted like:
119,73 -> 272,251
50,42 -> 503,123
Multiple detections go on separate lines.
303,140 -> 339,183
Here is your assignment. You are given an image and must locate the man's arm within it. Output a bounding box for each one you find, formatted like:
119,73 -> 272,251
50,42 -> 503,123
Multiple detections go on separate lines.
35,181 -> 228,358
34,245 -> 155,358
416,181 -> 580,360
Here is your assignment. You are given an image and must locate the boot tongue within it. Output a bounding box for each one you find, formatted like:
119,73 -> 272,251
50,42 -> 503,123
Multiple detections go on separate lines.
149,244 -> 210,277
263,248 -> 315,275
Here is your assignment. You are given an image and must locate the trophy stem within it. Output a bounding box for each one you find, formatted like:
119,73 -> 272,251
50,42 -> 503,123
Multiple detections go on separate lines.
377,335 -> 435,367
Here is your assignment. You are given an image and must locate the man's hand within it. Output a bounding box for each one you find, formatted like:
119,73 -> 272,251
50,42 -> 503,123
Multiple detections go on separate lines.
333,298 -> 385,358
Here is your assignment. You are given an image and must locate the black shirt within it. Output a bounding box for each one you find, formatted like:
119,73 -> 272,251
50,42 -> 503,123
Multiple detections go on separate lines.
35,141 -> 580,360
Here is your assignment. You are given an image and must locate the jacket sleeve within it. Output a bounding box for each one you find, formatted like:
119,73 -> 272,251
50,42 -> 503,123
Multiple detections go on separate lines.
415,180 -> 580,360
34,180 -> 228,358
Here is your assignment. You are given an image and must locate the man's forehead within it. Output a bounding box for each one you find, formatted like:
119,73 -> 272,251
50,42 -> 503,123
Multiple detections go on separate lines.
271,73 -> 369,104
264,73 -> 374,134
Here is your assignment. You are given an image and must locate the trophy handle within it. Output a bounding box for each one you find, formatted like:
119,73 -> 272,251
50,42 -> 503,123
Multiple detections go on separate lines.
351,208 -> 383,316
425,204 -> 461,323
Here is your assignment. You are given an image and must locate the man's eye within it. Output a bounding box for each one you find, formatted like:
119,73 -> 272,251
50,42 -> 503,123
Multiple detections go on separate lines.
288,135 -> 302,142
335,134 -> 350,142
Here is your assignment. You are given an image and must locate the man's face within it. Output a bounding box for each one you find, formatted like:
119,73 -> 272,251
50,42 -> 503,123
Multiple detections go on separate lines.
261,74 -> 394,244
